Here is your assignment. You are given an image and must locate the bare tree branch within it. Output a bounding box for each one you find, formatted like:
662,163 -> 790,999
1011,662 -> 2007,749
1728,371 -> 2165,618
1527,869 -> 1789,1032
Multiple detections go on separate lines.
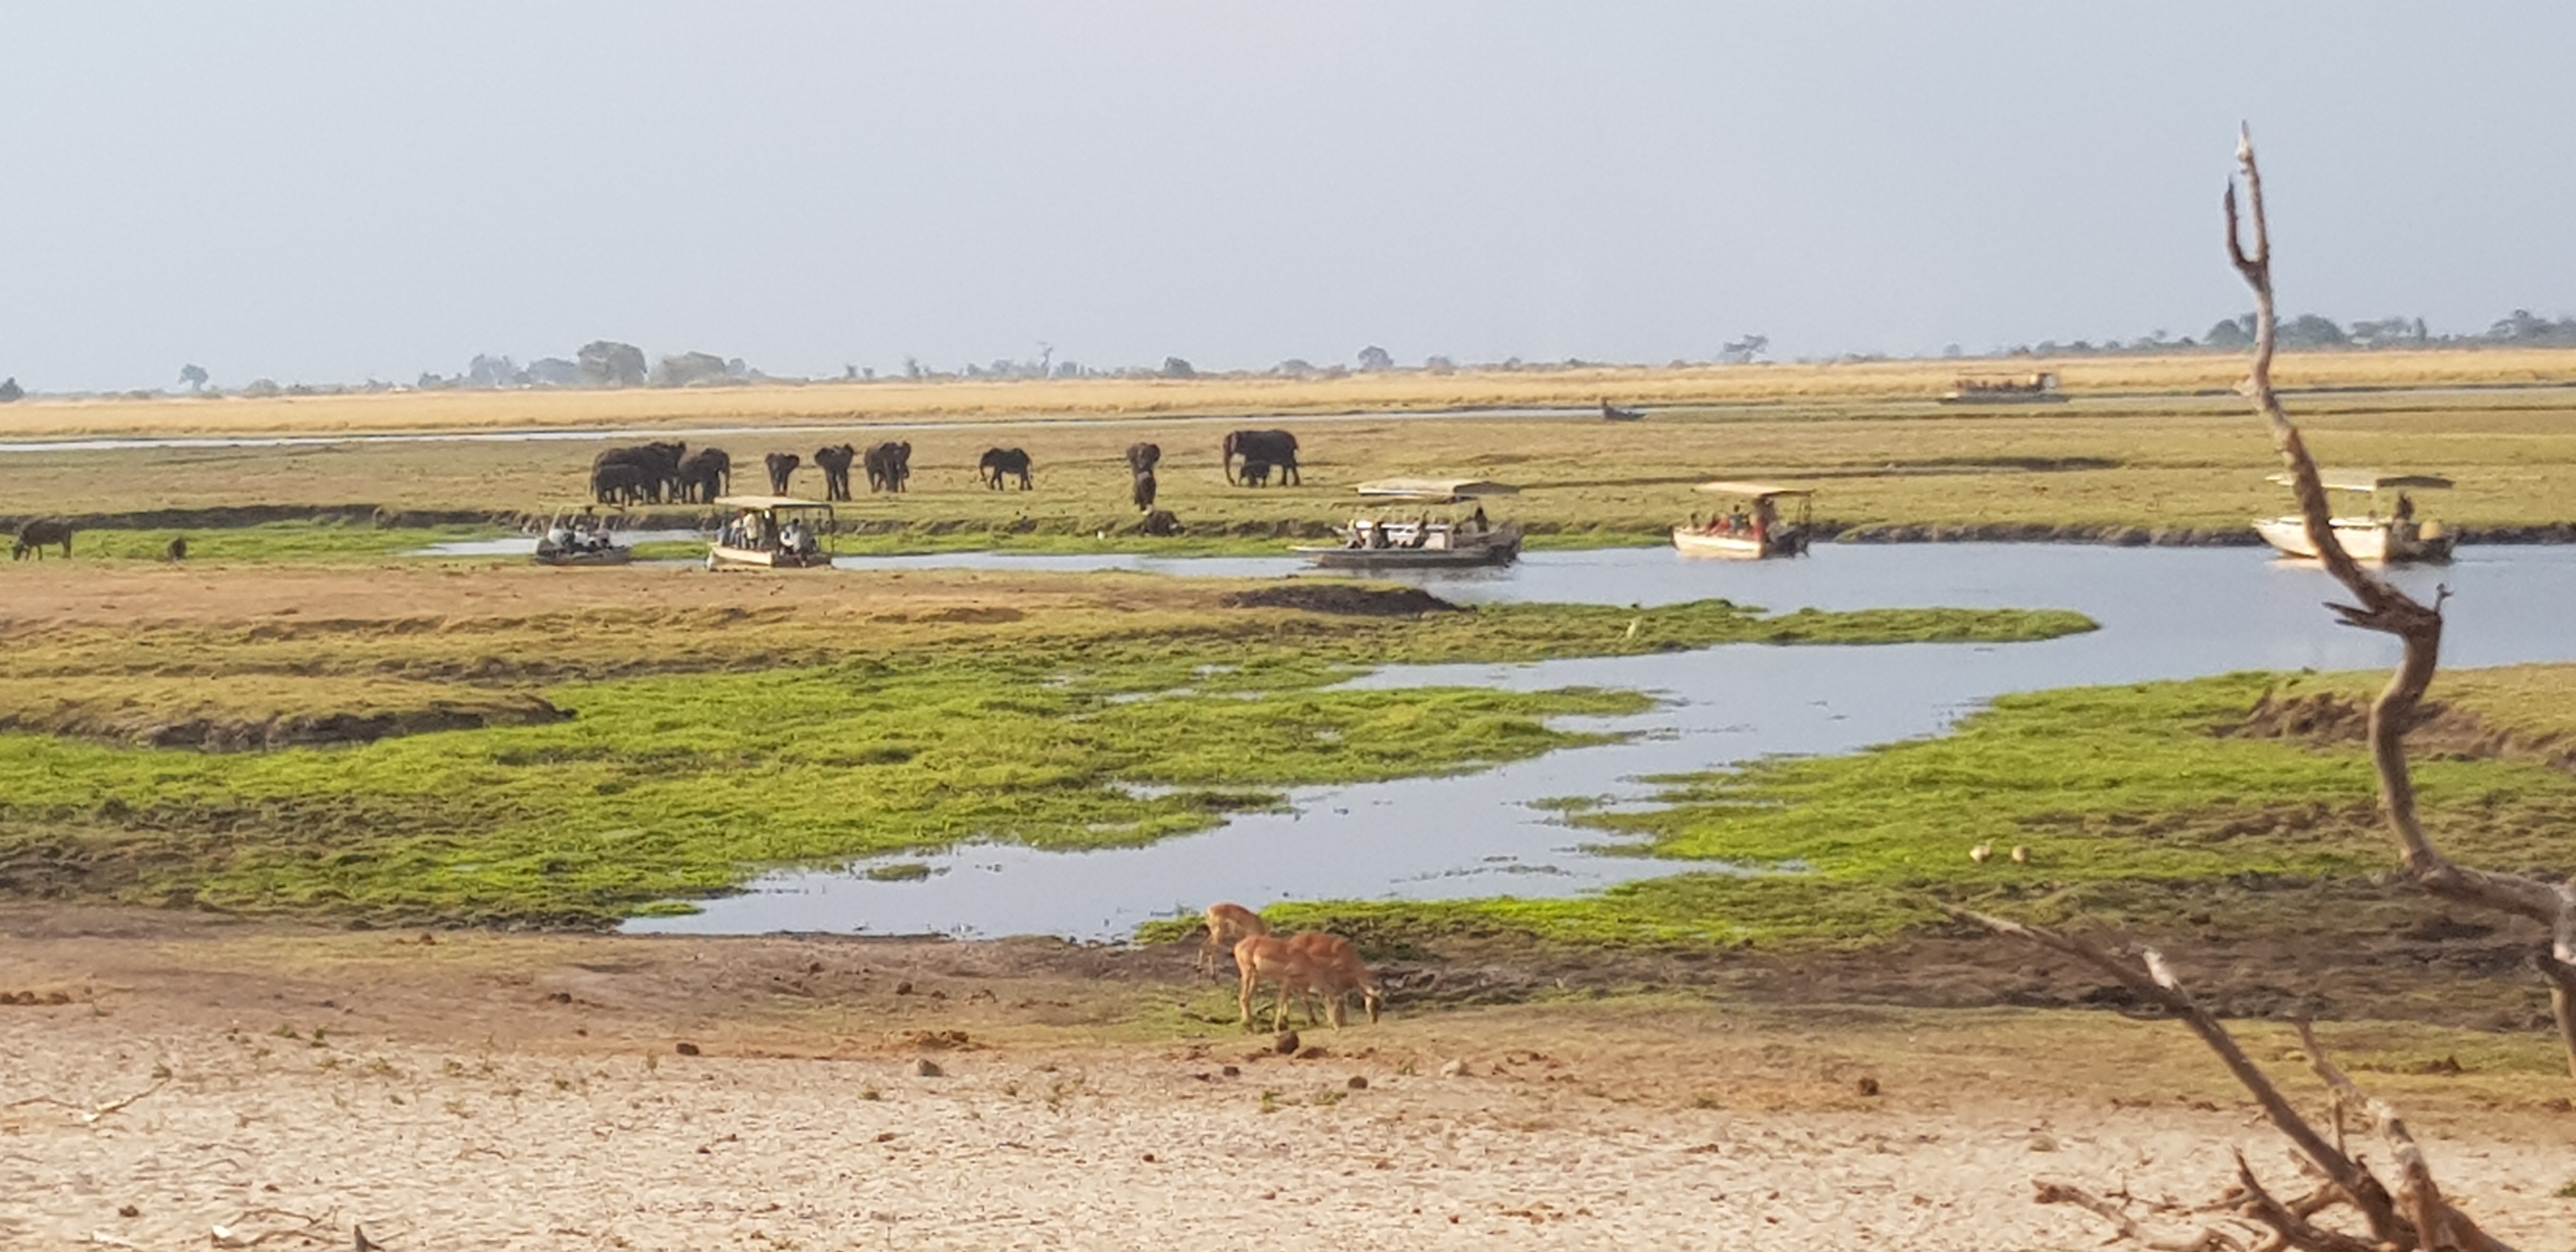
1953,909 -> 2409,1242
2226,126 -> 2576,1078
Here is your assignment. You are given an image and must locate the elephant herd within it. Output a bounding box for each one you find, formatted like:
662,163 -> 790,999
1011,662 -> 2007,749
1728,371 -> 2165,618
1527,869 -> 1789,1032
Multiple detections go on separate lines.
586,429 -> 1305,514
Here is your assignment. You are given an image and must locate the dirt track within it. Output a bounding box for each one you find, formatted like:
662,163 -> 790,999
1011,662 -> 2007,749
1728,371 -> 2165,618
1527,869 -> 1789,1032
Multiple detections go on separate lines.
6,910 -> 2572,1249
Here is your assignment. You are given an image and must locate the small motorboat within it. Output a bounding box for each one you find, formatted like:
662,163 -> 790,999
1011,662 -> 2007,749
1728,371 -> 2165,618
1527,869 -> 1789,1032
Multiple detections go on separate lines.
2252,470 -> 2455,564
1672,482 -> 1814,560
533,507 -> 634,567
1297,478 -> 1524,569
707,495 -> 837,570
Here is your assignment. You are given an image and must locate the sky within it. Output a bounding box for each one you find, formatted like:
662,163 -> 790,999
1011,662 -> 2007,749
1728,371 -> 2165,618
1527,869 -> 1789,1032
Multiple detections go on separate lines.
3,2 -> 2572,391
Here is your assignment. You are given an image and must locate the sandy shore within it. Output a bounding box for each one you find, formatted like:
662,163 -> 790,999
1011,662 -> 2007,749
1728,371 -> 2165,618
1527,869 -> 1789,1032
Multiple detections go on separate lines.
5,915 -> 2572,1249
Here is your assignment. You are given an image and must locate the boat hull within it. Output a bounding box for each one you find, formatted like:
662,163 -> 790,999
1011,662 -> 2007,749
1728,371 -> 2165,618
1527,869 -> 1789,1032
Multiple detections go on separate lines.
2252,516 -> 2453,565
707,544 -> 834,570
533,546 -> 633,567
1297,533 -> 1521,569
1670,526 -> 1809,560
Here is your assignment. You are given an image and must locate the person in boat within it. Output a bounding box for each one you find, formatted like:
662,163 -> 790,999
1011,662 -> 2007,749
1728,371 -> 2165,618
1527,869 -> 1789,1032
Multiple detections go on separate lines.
1468,505 -> 1488,535
1406,515 -> 1432,548
1367,518 -> 1390,549
1752,496 -> 1777,544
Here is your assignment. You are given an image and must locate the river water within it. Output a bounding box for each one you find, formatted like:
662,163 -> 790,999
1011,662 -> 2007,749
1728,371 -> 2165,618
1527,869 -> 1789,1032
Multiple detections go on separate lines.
624,544 -> 2576,940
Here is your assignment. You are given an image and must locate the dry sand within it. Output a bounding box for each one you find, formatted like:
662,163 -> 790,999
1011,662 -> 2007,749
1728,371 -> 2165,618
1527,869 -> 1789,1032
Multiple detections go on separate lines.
4,916 -> 2571,1250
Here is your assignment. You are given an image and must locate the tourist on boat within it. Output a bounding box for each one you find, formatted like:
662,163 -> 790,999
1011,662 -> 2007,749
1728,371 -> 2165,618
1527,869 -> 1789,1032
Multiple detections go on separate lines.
1468,505 -> 1489,535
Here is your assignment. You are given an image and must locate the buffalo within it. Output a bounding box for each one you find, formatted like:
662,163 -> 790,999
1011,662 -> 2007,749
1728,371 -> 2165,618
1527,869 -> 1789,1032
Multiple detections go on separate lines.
1124,441 -> 1162,476
813,444 -> 857,501
979,447 -> 1033,491
11,518 -> 72,560
764,452 -> 802,495
677,448 -> 732,502
863,441 -> 912,493
1222,429 -> 1299,485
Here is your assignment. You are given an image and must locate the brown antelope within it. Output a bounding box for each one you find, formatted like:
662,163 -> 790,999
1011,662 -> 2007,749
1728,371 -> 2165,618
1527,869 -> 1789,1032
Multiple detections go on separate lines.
1286,932 -> 1383,1027
1233,934 -> 1329,1033
1199,902 -> 1272,977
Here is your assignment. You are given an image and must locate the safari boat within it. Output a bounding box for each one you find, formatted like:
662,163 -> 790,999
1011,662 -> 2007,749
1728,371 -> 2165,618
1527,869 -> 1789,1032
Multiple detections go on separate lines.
533,507 -> 633,567
2251,471 -> 2454,565
1296,478 -> 1524,569
1672,482 -> 1814,559
707,494 -> 837,570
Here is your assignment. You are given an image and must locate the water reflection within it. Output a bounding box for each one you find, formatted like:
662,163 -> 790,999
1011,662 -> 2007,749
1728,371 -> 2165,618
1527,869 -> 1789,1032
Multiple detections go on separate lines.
627,544 -> 2576,940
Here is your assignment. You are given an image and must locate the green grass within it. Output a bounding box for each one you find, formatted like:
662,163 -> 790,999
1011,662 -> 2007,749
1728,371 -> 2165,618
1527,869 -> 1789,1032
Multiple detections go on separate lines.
0,577 -> 2096,927
0,657 -> 1646,926
41,521 -> 506,562
1265,669 -> 2576,952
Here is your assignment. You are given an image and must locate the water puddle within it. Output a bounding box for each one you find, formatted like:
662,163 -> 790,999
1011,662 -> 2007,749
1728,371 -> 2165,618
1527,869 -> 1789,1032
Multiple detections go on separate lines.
627,544 -> 2576,940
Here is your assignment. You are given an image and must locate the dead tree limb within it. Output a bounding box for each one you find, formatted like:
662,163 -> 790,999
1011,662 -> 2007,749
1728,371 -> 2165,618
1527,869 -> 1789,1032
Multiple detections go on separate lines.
2225,126 -> 2576,1079
1954,909 -> 2409,1244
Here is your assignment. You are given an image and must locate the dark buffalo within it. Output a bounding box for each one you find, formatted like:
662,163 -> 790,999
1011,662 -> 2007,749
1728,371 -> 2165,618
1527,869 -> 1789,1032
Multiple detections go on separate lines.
813,444 -> 857,501
764,452 -> 802,495
590,460 -> 655,504
12,518 -> 73,560
1221,429 -> 1299,485
863,441 -> 912,493
1124,441 -> 1162,476
979,447 -> 1032,491
592,441 -> 686,503
1131,468 -> 1158,512
677,448 -> 732,502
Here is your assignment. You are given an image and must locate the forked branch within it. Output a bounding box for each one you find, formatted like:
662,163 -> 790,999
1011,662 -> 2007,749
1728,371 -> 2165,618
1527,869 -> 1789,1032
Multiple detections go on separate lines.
2226,126 -> 2576,1078
1956,909 -> 2515,1251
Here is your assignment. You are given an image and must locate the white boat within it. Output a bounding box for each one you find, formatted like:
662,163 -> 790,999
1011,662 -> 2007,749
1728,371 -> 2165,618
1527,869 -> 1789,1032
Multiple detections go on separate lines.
533,506 -> 633,567
1672,482 -> 1814,560
707,494 -> 837,570
1298,478 -> 1524,569
2251,471 -> 2455,565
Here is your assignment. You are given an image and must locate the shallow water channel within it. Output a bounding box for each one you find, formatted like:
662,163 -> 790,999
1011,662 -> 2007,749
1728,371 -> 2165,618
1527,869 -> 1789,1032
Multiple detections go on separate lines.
627,544 -> 2576,940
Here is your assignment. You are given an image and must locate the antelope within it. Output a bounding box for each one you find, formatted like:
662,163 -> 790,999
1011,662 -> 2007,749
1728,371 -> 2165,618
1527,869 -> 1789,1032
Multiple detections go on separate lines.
1234,934 -> 1330,1033
1199,902 -> 1272,977
1287,932 -> 1383,1027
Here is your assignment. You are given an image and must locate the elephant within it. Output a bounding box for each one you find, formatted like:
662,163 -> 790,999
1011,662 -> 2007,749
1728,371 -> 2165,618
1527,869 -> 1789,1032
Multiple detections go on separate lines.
1131,468 -> 1158,512
164,536 -> 189,562
813,444 -> 857,501
677,448 -> 732,502
592,441 -> 686,503
11,518 -> 72,560
1221,429 -> 1299,485
1236,459 -> 1274,487
1124,441 -> 1162,476
863,441 -> 912,493
764,452 -> 802,495
590,460 -> 655,504
978,447 -> 1033,491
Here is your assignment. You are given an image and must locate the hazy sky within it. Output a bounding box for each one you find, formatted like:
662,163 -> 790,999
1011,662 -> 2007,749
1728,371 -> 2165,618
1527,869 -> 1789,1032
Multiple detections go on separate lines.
4,3 -> 2572,390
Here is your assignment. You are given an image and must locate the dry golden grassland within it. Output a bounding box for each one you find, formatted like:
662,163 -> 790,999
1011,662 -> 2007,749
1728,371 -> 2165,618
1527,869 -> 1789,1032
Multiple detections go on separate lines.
8,383 -> 2576,544
12,348 -> 2576,439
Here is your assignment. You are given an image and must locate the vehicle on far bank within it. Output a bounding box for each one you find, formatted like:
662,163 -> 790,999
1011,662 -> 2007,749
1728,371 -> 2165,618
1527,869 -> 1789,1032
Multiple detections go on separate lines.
1940,372 -> 2065,404
2252,470 -> 2455,565
534,507 -> 633,567
707,495 -> 836,570
1296,478 -> 1524,569
1673,482 -> 1814,560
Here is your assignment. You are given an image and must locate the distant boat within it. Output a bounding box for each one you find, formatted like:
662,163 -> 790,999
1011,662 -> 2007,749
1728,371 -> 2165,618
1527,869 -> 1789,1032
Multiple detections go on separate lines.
1940,372 -> 2066,404
1600,400 -> 1645,422
2252,470 -> 2455,564
1672,482 -> 1815,560
707,495 -> 838,570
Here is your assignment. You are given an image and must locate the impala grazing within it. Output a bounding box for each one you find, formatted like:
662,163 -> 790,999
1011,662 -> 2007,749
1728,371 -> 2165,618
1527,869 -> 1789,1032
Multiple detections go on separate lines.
1199,903 -> 1273,977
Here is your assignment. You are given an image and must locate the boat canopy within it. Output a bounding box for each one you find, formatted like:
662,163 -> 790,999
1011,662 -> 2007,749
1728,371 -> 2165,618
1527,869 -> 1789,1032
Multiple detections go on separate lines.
1693,480 -> 1814,500
1353,477 -> 1522,501
2267,471 -> 2453,493
712,494 -> 836,510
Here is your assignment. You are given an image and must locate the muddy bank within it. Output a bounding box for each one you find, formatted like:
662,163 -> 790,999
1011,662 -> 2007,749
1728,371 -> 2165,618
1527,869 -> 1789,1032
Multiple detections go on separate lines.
2227,687 -> 2576,772
0,691 -> 570,752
